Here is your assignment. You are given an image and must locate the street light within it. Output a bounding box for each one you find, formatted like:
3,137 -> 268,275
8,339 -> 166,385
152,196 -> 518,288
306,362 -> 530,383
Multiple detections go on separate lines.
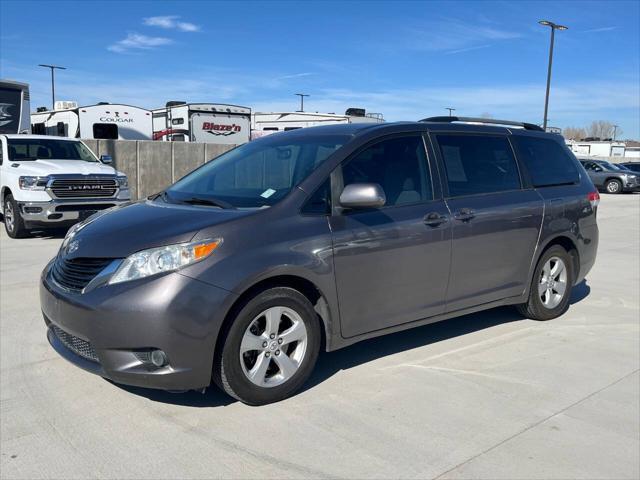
38,64 -> 67,110
445,107 -> 455,117
538,20 -> 568,131
613,124 -> 619,141
295,93 -> 309,112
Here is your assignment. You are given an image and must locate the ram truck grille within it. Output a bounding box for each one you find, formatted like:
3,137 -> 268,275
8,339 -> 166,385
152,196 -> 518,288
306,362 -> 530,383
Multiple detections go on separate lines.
49,178 -> 118,199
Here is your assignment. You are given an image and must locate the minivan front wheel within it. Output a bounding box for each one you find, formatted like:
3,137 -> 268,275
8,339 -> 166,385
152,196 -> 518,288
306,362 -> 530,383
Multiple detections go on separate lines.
215,287 -> 321,405
517,245 -> 574,321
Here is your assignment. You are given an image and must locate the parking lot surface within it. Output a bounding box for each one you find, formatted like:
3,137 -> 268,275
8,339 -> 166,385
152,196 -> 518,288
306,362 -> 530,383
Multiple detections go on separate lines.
1,195 -> 639,479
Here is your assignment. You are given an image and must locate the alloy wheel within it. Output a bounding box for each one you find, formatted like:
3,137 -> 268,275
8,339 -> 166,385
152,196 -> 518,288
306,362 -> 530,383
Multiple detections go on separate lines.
239,306 -> 308,387
4,202 -> 14,232
538,256 -> 568,309
607,181 -> 620,193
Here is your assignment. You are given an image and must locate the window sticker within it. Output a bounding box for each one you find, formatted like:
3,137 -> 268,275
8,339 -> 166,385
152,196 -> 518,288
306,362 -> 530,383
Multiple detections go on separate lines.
260,188 -> 276,198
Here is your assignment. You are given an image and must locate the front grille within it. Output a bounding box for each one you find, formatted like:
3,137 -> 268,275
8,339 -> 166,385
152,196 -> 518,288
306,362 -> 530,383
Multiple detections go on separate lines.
50,178 -> 117,199
51,325 -> 98,362
51,257 -> 112,292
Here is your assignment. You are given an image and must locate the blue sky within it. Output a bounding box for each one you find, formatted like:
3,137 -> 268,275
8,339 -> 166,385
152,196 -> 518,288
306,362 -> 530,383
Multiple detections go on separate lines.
1,0 -> 639,138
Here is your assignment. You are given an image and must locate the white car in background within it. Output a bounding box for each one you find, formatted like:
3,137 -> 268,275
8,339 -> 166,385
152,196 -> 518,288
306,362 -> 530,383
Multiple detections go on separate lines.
0,135 -> 130,238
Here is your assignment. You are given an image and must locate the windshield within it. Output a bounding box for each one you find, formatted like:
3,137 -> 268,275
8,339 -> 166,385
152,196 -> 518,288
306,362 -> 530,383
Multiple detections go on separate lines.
7,138 -> 98,162
609,163 -> 633,172
166,133 -> 347,208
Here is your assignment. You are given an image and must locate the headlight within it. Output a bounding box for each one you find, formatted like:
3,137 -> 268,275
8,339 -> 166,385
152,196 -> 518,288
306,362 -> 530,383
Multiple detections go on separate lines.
108,238 -> 222,285
19,176 -> 49,190
117,175 -> 128,187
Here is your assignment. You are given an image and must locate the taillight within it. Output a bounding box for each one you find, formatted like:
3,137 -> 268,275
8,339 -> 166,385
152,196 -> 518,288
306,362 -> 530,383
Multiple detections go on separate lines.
588,191 -> 600,209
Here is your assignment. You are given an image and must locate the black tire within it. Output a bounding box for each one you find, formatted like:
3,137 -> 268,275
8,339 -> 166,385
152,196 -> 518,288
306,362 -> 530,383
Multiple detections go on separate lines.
605,178 -> 622,194
3,194 -> 29,238
213,287 -> 321,405
517,245 -> 574,321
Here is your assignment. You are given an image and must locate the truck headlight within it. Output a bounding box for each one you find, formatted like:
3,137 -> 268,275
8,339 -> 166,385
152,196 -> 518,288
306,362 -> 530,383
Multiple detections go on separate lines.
117,175 -> 128,187
108,238 -> 222,285
19,176 -> 49,190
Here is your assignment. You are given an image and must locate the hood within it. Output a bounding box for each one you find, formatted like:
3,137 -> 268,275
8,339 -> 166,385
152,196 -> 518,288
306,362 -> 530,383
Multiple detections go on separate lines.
65,199 -> 254,259
10,159 -> 118,176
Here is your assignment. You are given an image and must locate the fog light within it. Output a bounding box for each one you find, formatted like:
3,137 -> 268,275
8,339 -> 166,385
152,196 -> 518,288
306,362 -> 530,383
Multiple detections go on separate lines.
24,206 -> 43,213
150,349 -> 168,367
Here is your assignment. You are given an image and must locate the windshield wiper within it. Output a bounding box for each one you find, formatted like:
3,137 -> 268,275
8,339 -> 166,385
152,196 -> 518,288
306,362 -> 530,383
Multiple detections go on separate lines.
180,196 -> 234,209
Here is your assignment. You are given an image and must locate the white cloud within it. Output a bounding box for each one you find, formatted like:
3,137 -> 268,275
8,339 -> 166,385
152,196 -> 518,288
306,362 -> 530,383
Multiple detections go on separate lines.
108,33 -> 173,53
143,15 -> 200,32
582,26 -> 618,33
276,72 -> 316,80
395,19 -> 522,54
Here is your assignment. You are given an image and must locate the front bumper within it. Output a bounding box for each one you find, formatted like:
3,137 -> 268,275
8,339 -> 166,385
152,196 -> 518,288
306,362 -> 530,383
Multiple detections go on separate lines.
20,197 -> 129,226
40,261 -> 237,391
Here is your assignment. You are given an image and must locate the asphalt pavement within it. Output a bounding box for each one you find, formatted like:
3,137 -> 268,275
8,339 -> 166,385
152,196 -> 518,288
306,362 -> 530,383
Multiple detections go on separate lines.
1,194 -> 638,479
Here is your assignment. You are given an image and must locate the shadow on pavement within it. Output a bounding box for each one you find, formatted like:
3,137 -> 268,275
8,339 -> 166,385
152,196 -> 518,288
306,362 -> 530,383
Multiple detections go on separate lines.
113,280 -> 590,407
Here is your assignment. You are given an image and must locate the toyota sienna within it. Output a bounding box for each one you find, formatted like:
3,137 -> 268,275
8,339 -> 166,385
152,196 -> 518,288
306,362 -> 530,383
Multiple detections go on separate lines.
41,117 -> 599,405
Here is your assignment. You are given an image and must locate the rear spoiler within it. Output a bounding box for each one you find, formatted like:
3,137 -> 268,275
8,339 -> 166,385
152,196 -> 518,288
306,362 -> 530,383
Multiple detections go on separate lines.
420,116 -> 544,132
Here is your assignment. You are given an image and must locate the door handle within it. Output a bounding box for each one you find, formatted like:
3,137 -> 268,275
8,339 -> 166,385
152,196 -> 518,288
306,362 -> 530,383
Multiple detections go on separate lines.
454,208 -> 475,222
423,212 -> 448,227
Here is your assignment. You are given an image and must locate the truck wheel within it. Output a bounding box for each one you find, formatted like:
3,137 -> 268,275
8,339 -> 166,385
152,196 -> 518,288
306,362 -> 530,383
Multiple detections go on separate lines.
214,287 -> 321,405
517,245 -> 574,321
605,179 -> 622,194
3,194 -> 29,238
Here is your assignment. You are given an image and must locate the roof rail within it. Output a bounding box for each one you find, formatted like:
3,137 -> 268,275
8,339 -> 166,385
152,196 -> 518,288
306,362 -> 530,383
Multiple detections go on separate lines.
420,116 -> 544,132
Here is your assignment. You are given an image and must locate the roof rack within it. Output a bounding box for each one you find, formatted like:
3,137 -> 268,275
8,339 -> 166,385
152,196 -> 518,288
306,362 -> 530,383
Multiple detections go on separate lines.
420,116 -> 544,132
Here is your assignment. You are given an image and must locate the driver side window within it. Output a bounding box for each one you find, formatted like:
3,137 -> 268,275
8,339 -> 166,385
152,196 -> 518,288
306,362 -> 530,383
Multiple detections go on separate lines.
341,135 -> 432,207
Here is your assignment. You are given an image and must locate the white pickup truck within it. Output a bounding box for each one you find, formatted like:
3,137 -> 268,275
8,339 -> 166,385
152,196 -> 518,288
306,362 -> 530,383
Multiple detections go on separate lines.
0,135 -> 130,238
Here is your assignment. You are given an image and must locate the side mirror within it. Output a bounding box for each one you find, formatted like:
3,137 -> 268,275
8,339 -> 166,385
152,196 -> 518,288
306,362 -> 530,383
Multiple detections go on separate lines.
100,154 -> 113,164
339,183 -> 386,209
594,166 -> 603,172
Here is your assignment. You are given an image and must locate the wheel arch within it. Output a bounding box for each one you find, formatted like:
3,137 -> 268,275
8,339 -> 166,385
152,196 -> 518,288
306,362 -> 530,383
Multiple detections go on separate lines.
533,235 -> 580,285
214,274 -> 335,363
604,177 -> 623,186
1,186 -> 12,209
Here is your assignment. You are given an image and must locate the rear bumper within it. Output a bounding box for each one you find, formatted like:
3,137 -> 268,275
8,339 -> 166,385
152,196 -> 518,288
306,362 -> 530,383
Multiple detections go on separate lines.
40,260 -> 237,391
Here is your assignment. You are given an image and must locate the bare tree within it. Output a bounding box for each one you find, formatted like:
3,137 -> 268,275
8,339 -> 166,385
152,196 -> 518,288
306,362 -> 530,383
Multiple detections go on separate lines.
563,126 -> 586,141
586,120 -> 616,140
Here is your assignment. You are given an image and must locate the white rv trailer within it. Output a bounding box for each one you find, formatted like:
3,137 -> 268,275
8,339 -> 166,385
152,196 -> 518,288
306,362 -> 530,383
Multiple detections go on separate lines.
251,108 -> 384,138
152,103 -> 251,145
0,79 -> 31,134
31,103 -> 153,140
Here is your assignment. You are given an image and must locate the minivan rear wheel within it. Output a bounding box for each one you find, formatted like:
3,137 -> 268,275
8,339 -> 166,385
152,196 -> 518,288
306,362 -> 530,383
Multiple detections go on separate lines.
214,287 -> 321,405
517,245 -> 574,321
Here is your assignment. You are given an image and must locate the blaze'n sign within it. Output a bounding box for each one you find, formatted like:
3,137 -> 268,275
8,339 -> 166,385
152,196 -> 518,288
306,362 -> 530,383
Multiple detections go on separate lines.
202,122 -> 241,136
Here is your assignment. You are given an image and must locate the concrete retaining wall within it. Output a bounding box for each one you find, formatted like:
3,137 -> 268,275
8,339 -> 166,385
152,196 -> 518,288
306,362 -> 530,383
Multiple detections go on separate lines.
82,140 -> 236,200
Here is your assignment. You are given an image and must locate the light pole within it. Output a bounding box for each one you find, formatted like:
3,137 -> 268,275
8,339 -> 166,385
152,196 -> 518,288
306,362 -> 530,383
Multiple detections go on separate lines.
295,93 -> 309,112
613,124 -> 619,141
539,20 -> 567,131
38,64 -> 67,110
445,107 -> 455,117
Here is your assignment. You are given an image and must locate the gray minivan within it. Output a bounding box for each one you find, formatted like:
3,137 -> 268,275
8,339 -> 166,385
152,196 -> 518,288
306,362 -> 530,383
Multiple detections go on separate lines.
40,117 -> 600,405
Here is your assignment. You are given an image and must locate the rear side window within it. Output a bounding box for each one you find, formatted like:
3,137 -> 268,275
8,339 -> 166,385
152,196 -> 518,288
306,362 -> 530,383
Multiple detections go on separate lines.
512,136 -> 580,187
436,134 -> 520,197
